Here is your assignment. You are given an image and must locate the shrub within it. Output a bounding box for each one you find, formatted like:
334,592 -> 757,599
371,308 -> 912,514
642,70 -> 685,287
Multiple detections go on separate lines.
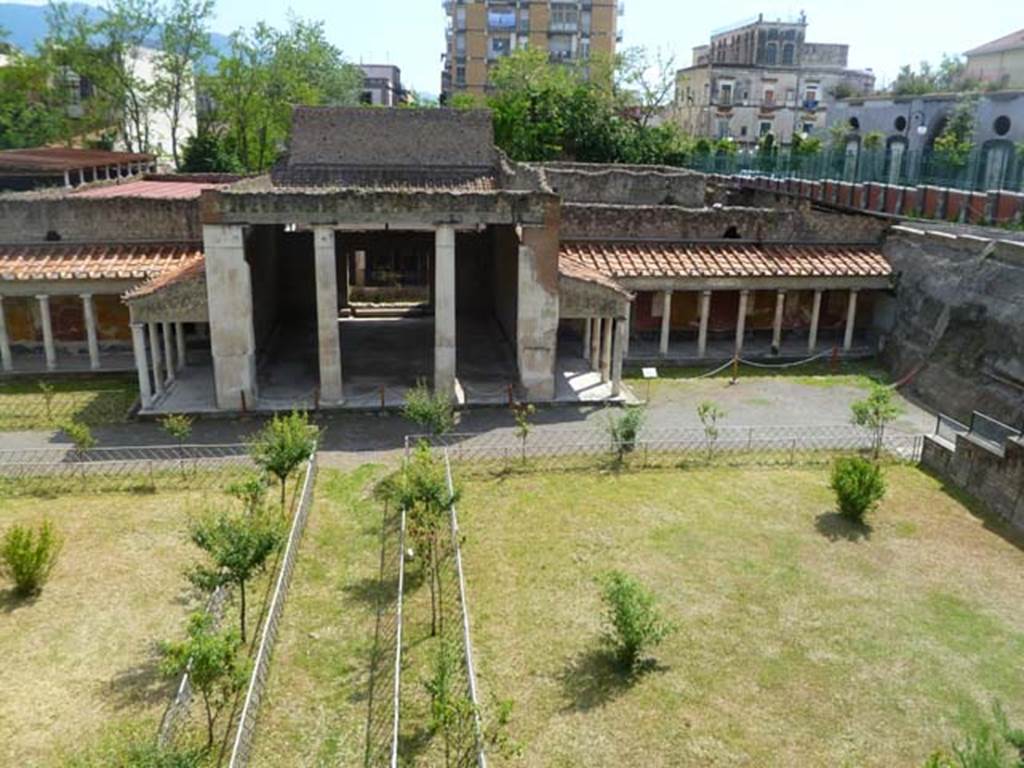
403,380 -> 456,436
1,519 -> 63,597
830,456 -> 886,523
600,570 -> 674,671
248,411 -> 317,511
62,420 -> 97,454
511,401 -> 536,463
696,400 -> 726,461
850,383 -> 901,459
606,406 -> 645,463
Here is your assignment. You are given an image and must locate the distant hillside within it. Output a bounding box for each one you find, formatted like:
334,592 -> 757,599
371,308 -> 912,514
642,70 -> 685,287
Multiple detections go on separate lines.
0,2 -> 232,57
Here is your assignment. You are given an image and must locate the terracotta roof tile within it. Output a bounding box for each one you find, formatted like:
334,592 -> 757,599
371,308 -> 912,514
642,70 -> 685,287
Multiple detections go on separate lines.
0,242 -> 203,282
560,241 -> 892,279
559,256 -> 631,296
124,255 -> 205,299
73,180 -> 225,200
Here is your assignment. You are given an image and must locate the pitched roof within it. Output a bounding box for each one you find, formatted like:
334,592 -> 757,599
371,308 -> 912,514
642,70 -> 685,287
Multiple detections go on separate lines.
73,179 -> 225,200
0,148 -> 154,174
124,255 -> 205,299
559,256 -> 631,297
561,241 -> 891,279
965,28 -> 1024,57
0,241 -> 203,281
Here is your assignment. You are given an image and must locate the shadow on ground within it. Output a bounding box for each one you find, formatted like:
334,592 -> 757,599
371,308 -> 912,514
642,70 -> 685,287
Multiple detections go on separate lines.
558,645 -> 667,713
814,511 -> 873,542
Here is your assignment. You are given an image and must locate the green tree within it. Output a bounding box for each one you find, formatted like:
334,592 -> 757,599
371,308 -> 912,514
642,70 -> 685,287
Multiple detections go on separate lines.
248,411 -> 317,511
933,97 -> 977,170
891,55 -> 978,96
830,456 -> 886,523
403,381 -> 456,437
0,50 -> 66,149
511,401 -> 536,463
159,413 -> 194,478
606,405 -> 645,464
187,505 -> 284,642
153,0 -> 214,168
160,611 -> 248,749
600,570 -> 674,672
1,519 -> 63,597
850,383 -> 902,459
696,401 -> 725,462
179,128 -> 242,172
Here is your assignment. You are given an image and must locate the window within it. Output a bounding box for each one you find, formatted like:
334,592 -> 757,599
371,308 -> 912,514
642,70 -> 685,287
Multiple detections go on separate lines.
719,83 -> 733,105
848,116 -> 860,130
782,43 -> 795,65
548,35 -> 572,60
489,36 -> 511,59
804,85 -> 818,104
894,115 -> 907,132
716,118 -> 731,138
581,10 -> 591,34
579,38 -> 591,59
785,89 -> 795,105
455,33 -> 466,54
487,9 -> 516,30
456,65 -> 466,86
763,87 -> 775,105
759,121 -> 773,136
802,122 -> 814,134
455,6 -> 466,28
518,9 -> 529,33
994,115 -> 1011,136
740,126 -> 748,137
765,43 -> 777,65
550,6 -> 579,32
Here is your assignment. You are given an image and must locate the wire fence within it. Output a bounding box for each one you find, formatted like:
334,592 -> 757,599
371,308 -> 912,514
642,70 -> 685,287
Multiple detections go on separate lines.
0,444 -> 255,496
227,447 -> 319,768
407,424 -> 924,477
0,385 -> 137,431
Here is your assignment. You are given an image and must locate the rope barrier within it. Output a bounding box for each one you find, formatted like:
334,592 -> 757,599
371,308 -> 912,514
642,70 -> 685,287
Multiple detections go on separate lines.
736,350 -> 832,369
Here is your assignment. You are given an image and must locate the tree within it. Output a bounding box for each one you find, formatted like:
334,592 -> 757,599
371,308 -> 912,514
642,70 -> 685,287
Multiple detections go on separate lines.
511,401 -> 535,463
606,405 -> 645,464
891,55 -> 978,96
0,49 -> 67,149
160,611 -> 248,749
617,46 -> 677,129
830,457 -> 886,523
1,519 -> 63,597
850,383 -> 901,459
248,411 -> 317,511
187,505 -> 284,642
600,570 -> 674,672
696,401 -> 725,462
160,412 -> 193,477
933,97 -> 977,170
403,381 -> 456,437
153,0 -> 213,168
179,128 -> 242,172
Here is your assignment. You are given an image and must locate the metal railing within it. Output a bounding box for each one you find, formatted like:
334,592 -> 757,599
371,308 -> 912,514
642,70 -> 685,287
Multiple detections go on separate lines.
934,413 -> 969,445
408,424 -> 924,475
969,411 -> 1023,449
227,447 -> 319,768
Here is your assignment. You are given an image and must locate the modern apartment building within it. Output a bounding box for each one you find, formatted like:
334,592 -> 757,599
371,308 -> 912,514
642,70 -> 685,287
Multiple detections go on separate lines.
673,13 -> 875,147
359,65 -> 409,107
441,0 -> 621,100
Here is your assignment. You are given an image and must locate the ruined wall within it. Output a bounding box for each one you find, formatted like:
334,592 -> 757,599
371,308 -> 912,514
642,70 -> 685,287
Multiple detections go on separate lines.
882,227 -> 1024,425
0,192 -> 202,244
534,163 -> 705,206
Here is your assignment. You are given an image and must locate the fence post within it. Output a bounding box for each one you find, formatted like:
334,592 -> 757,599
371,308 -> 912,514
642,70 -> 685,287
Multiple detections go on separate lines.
789,439 -> 796,466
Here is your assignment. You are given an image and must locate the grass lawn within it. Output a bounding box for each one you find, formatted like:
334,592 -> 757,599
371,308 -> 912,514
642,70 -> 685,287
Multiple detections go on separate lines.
0,376 -> 138,431
625,358 -> 887,390
458,465 -> 1024,767
0,489 -> 209,766
248,466 -> 386,767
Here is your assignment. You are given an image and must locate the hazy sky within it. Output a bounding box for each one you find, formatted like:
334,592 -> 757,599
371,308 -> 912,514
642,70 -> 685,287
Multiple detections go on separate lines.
19,0 -> 1022,94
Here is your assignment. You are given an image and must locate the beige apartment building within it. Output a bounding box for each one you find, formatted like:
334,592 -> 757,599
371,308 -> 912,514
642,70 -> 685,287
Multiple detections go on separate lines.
441,0 -> 620,99
673,13 -> 875,148
965,28 -> 1024,90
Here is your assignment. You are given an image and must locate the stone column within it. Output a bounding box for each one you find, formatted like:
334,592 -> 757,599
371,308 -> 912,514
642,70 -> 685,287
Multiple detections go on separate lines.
0,296 -> 12,372
582,318 -> 591,361
130,323 -> 152,408
434,225 -> 457,398
148,322 -> 164,396
203,224 -> 257,409
623,302 -> 632,359
80,293 -> 100,370
771,289 -> 786,355
844,289 -> 859,351
734,289 -> 749,356
314,227 -> 343,403
659,290 -> 673,356
697,290 -> 711,359
162,321 -> 175,383
808,289 -> 823,352
175,322 -> 186,369
517,226 -> 559,400
589,317 -> 602,370
36,295 -> 56,371
600,315 -> 613,383
611,318 -> 626,396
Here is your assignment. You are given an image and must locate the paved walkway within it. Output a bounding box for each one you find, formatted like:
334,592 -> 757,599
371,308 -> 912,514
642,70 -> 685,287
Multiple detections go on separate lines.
0,373 -> 936,471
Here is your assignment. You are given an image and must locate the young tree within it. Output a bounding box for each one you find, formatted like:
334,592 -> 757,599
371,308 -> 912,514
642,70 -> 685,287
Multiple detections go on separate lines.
1,519 -> 63,597
830,456 -> 886,523
62,420 -> 97,456
600,570 -> 674,672
248,411 -> 317,511
187,505 -> 284,642
153,0 -> 213,168
511,401 -> 536,463
160,412 -> 194,477
160,610 -> 248,749
696,401 -> 725,462
933,96 -> 977,171
850,383 -> 901,459
606,405 -> 645,464
403,381 -> 456,437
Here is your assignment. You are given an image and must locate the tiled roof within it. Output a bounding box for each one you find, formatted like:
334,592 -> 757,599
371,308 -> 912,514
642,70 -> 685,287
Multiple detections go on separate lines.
73,180 -> 224,200
0,148 -> 154,173
559,256 -> 631,296
0,242 -> 203,281
965,28 -> 1024,57
560,241 -> 892,279
124,255 -> 205,299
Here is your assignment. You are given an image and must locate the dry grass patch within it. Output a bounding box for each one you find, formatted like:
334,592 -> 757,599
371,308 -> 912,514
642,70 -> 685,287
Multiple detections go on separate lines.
459,465 -> 1024,767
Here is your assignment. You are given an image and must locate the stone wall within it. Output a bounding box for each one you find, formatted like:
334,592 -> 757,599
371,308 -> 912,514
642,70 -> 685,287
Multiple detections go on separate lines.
0,192 -> 202,244
921,434 -> 1024,532
882,226 -> 1024,425
533,162 -> 705,206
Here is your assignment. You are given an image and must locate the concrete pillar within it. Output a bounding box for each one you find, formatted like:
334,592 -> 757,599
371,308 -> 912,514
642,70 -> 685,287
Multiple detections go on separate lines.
130,323 -> 153,408
354,250 -> 366,287
36,295 -> 56,371
600,315 -> 613,383
434,225 -> 457,398
623,302 -> 632,359
175,322 -> 186,369
63,170 -> 71,188
203,224 -> 257,409
516,229 -> 559,400
80,293 -> 100,370
659,290 -> 673,356
162,321 -> 175,383
611,318 -> 626,396
589,318 -> 602,370
844,289 -> 859,351
148,322 -> 164,396
808,289 -> 823,352
734,289 -> 749,356
582,317 -> 591,361
697,290 -> 711,359
771,289 -> 786,355
313,227 -> 344,403
0,296 -> 12,372
78,167 -> 85,186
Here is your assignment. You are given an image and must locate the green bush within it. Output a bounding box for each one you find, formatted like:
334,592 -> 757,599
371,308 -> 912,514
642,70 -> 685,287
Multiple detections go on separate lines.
830,457 -> 886,523
606,406 -> 645,463
1,519 -> 63,596
403,381 -> 456,436
600,570 -> 674,671
248,411 -> 317,510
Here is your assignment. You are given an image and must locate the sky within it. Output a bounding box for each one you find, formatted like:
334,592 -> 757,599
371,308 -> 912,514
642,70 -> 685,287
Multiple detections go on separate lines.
11,0 -> 1023,95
